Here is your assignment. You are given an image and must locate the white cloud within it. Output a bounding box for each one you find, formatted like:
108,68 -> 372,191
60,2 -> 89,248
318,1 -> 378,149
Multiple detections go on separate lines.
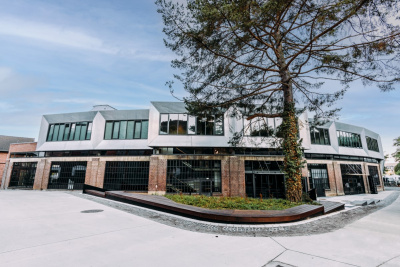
0,17 -> 173,62
0,67 -> 43,94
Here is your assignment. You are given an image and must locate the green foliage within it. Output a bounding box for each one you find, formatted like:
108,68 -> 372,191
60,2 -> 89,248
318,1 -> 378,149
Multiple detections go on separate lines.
393,137 -> 400,162
395,163 -> 400,175
165,194 -> 318,210
157,0 -> 400,201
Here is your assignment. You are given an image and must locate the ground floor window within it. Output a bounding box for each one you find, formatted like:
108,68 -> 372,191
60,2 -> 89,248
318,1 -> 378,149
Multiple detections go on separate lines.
308,164 -> 330,197
245,161 -> 285,199
48,161 -> 87,190
9,162 -> 37,188
368,166 -> 380,186
166,160 -> 221,195
340,164 -> 365,195
103,161 -> 149,191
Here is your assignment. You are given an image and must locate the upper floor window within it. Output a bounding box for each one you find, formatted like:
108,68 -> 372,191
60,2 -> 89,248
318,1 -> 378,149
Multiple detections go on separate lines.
159,114 -> 224,136
337,131 -> 362,148
310,127 -> 330,145
366,136 -> 379,152
243,117 -> 281,137
104,120 -> 148,140
47,122 -> 92,142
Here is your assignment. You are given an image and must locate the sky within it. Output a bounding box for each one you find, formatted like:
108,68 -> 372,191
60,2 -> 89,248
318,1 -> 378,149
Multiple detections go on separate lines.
0,0 -> 399,155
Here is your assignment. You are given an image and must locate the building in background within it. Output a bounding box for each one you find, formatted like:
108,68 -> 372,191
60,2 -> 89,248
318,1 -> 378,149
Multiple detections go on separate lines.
0,135 -> 35,188
1,102 -> 385,197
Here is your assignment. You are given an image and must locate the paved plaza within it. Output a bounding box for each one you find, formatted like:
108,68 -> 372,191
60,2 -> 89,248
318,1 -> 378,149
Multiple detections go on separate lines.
0,189 -> 399,267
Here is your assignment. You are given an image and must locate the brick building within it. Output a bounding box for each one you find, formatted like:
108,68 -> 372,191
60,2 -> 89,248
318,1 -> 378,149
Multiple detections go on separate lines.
1,102 -> 385,197
0,135 -> 35,188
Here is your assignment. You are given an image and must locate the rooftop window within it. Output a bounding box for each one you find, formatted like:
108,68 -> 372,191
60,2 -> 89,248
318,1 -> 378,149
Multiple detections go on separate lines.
337,131 -> 362,149
366,136 -> 379,152
310,127 -> 330,145
159,114 -> 224,136
47,122 -> 92,142
104,120 -> 148,140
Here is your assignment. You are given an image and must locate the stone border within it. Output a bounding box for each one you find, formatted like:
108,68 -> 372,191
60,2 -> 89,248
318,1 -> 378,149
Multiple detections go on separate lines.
68,191 -> 399,237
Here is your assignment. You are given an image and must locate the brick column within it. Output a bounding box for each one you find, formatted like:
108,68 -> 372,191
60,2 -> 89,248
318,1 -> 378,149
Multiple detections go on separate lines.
148,156 -> 167,195
84,158 -> 100,187
33,159 -> 47,190
40,160 -> 52,190
95,160 -> 106,188
332,162 -> 345,195
326,163 -> 337,196
221,157 -> 230,197
362,163 -> 370,194
0,159 -> 10,189
301,164 -> 310,190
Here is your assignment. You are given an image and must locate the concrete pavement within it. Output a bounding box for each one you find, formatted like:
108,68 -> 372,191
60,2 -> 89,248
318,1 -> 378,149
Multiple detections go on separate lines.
0,189 -> 399,267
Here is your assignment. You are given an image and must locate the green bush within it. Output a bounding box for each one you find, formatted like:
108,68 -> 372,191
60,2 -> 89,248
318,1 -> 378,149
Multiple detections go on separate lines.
164,195 -> 319,210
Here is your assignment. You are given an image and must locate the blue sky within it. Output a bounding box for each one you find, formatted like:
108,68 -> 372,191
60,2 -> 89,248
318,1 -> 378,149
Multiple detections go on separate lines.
0,0 -> 399,155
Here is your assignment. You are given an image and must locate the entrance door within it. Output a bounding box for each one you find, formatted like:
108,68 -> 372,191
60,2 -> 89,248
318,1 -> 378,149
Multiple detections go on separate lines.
368,175 -> 378,194
342,176 -> 365,195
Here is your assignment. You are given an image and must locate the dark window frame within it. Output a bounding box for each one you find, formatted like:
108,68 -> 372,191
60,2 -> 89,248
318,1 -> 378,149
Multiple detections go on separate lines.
104,120 -> 149,140
46,121 -> 92,142
159,113 -> 224,136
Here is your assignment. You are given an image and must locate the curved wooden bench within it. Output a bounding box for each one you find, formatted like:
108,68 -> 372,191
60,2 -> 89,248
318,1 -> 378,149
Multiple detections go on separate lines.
101,191 -> 324,224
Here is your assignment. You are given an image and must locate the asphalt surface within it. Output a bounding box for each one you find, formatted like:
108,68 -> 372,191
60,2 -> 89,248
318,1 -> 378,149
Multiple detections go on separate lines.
0,188 -> 399,267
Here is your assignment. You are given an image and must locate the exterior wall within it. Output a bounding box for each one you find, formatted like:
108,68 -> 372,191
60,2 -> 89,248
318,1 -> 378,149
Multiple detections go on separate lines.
0,152 -> 8,187
304,159 -> 383,197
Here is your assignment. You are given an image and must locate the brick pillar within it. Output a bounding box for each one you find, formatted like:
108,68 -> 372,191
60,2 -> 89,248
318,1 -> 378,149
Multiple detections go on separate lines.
221,157 -> 230,197
326,163 -> 337,196
301,164 -> 310,190
96,160 -> 106,188
33,159 -> 47,190
2,160 -> 12,189
84,158 -> 100,187
40,160 -> 52,190
362,163 -> 370,194
148,156 -> 167,195
333,162 -> 344,195
0,159 -> 10,189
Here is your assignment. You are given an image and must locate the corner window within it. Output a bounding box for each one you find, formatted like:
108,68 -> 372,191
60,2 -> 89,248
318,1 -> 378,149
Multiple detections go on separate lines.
310,127 -> 330,145
366,136 -> 379,152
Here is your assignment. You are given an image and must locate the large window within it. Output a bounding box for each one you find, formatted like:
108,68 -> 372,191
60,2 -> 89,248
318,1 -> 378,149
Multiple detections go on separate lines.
366,136 -> 379,152
160,114 -> 223,135
337,131 -> 362,148
9,162 -> 37,188
48,161 -> 87,190
243,117 -> 278,137
166,160 -> 221,194
104,120 -> 148,140
47,122 -> 92,142
310,127 -> 330,145
103,161 -> 149,191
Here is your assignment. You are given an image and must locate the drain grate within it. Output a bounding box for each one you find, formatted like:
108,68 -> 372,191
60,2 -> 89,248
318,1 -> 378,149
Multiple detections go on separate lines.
81,209 -> 104,213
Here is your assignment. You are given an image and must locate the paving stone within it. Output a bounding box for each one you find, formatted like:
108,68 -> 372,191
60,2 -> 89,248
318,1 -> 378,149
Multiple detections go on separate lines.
351,200 -> 368,206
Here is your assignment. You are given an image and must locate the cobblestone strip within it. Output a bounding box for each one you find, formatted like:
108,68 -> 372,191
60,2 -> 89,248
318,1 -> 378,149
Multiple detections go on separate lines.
68,191 -> 399,237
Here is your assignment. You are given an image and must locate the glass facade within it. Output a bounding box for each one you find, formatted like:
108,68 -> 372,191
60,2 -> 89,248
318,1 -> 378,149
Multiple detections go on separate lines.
160,114 -> 224,135
48,161 -> 87,190
9,162 -> 37,188
366,136 -> 379,152
166,160 -> 221,194
243,117 -> 279,137
47,122 -> 92,142
104,120 -> 148,140
368,165 -> 380,186
103,161 -> 149,191
310,127 -> 330,145
337,131 -> 362,148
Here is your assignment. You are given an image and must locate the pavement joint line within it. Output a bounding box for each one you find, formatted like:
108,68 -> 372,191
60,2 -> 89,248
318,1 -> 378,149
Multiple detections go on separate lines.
376,254 -> 400,267
287,249 -> 361,267
270,237 -> 288,250
0,224 -> 149,255
68,190 -> 400,237
263,250 -> 288,267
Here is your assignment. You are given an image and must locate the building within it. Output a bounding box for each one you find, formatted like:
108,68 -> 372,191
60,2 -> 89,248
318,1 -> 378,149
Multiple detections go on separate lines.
1,102 -> 385,197
0,135 -> 35,188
